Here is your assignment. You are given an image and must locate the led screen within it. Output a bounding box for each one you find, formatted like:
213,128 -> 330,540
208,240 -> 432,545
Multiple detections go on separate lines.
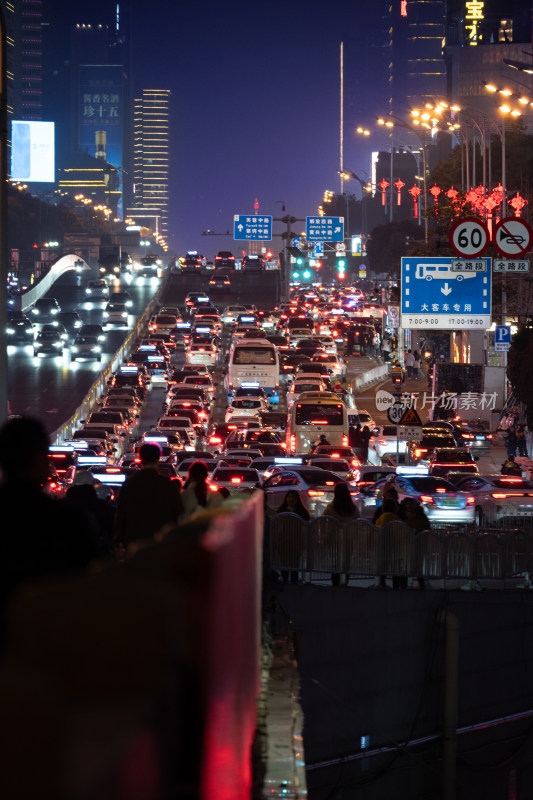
11,121 -> 55,182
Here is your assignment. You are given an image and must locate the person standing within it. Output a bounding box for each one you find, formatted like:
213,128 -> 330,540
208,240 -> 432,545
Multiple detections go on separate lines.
360,424 -> 372,463
515,424 -> 528,457
505,428 -> 518,458
412,350 -> 421,379
180,460 -> 224,520
345,325 -> 355,356
349,423 -> 364,459
115,443 -> 183,547
404,350 -> 415,379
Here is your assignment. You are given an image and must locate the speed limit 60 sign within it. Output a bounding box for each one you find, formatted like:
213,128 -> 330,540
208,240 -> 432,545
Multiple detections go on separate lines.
449,217 -> 490,258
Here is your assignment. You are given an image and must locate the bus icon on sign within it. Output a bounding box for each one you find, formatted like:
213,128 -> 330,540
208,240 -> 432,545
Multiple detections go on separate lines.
415,263 -> 476,282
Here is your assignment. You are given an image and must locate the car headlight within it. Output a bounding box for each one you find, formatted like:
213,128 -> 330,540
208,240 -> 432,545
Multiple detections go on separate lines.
51,309 -> 58,315
32,309 -> 39,315
6,327 -> 14,334
71,346 -> 79,353
121,312 -> 128,318
92,346 -> 102,353
85,290 -> 92,295
103,312 -> 109,318
53,341 -> 62,348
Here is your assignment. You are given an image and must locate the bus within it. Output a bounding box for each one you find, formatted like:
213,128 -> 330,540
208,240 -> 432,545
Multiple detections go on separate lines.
286,391 -> 349,453
225,338 -> 280,405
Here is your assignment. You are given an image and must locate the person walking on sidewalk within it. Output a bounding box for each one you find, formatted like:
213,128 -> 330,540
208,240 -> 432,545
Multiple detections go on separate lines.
516,424 -> 528,457
404,350 -> 415,379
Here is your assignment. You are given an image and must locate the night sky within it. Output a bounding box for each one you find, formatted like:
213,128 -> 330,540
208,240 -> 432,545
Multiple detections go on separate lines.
48,0 -> 392,257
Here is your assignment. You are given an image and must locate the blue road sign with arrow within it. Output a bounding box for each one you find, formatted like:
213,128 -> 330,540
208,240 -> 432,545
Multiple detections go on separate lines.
234,215 -> 272,240
401,256 -> 492,330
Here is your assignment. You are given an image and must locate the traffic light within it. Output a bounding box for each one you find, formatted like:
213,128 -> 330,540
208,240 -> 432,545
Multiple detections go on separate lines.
337,257 -> 346,279
303,269 -> 311,279
296,256 -> 304,266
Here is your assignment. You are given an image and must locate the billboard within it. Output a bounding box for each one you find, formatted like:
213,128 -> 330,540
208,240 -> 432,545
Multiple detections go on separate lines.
11,120 -> 55,182
78,64 -> 123,209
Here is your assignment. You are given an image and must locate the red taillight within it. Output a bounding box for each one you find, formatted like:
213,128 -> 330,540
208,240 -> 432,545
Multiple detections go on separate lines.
308,490 -> 325,497
419,495 -> 435,504
491,493 -> 508,499
342,434 -> 348,446
466,496 -> 475,505
231,477 -> 242,484
290,434 -> 296,452
209,436 -> 222,444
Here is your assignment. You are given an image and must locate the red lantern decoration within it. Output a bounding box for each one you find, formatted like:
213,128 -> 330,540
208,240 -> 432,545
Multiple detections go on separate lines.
393,178 -> 405,206
408,185 -> 422,219
378,179 -> 390,206
429,184 -> 442,215
445,186 -> 459,202
509,192 -> 528,218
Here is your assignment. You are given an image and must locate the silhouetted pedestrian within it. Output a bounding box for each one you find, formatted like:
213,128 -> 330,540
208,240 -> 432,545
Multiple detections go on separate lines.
115,443 -> 183,547
360,425 -> 371,463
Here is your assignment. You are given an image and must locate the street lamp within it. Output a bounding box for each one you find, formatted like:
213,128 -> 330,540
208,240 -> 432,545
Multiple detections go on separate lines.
337,168 -> 370,233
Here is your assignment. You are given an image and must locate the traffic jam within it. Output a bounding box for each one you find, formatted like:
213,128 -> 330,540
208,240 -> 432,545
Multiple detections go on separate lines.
44,278 -> 533,530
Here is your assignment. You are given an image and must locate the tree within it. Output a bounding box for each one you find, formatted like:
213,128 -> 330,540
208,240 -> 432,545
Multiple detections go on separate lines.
366,219 -> 423,275
507,322 -> 533,426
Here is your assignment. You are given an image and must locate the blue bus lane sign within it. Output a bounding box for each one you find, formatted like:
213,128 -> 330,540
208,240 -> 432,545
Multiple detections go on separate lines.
401,257 -> 492,330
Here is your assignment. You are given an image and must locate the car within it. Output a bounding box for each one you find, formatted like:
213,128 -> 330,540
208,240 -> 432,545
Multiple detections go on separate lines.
225,398 -> 264,422
85,279 -> 109,300
286,379 -> 327,408
175,458 -> 219,482
347,408 -> 377,431
371,426 -> 409,461
358,474 -> 475,524
310,352 -> 347,380
71,334 -> 103,360
209,466 -> 260,493
260,466 -> 358,516
222,305 -> 248,325
6,312 -> 34,343
182,251 -> 204,271
57,311 -> 83,333
410,433 -> 459,465
446,473 -> 533,526
109,291 -> 133,308
186,343 -> 218,366
148,313 -> 180,335
103,301 -> 129,325
241,254 -> 265,271
41,322 -> 69,342
305,457 -> 357,483
79,323 -> 106,342
209,273 -> 231,289
30,297 -> 61,321
310,445 -> 360,467
427,448 -> 479,478
33,328 -> 66,356
215,251 -> 235,269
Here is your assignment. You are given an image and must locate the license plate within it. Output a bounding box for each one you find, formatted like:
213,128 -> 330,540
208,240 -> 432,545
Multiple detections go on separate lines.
475,435 -> 485,441
440,499 -> 460,507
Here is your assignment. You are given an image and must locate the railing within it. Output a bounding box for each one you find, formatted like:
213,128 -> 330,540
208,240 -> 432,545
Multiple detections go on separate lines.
268,514 -> 533,586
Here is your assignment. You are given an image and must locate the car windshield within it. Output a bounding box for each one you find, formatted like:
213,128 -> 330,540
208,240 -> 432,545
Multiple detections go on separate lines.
232,400 -> 262,409
295,403 -> 344,426
434,451 -> 473,462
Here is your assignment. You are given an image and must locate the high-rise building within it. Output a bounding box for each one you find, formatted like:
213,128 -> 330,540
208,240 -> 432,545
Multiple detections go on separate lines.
5,0 -> 44,121
445,0 -> 533,121
389,0 -> 447,114
128,88 -> 171,241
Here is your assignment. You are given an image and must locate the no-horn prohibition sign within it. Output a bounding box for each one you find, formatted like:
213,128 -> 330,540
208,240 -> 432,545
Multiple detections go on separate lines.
449,217 -> 490,258
494,217 -> 533,258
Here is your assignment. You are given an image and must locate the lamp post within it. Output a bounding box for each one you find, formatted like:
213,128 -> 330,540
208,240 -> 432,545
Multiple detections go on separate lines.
337,169 -> 370,235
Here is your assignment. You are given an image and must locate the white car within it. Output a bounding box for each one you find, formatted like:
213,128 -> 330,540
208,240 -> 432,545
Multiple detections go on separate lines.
225,398 -> 264,422
289,328 -> 314,347
186,343 -> 218,366
310,353 -> 347,380
286,379 -> 327,408
156,416 -> 197,449
310,335 -> 337,355
261,466 -> 357,516
103,301 -> 129,326
71,334 -> 103,361
85,279 -> 109,300
371,425 -> 409,460
209,466 -> 260,493
222,305 -> 248,325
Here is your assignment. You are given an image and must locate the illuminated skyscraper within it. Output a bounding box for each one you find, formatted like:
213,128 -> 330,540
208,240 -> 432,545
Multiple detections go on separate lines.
130,88 -> 171,241
4,0 -> 44,120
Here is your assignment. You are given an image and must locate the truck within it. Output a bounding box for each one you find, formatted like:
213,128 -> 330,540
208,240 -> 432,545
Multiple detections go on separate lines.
98,244 -> 122,278
430,362 -> 505,425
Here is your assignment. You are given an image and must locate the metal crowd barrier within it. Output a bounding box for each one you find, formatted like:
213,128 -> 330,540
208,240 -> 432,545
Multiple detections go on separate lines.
268,514 -> 533,586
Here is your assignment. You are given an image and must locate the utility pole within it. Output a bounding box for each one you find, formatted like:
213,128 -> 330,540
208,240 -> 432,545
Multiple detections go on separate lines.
0,8 -> 7,422
273,214 -> 304,300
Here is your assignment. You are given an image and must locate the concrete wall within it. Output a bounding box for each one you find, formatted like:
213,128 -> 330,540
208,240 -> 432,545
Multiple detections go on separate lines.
279,586 -> 533,799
